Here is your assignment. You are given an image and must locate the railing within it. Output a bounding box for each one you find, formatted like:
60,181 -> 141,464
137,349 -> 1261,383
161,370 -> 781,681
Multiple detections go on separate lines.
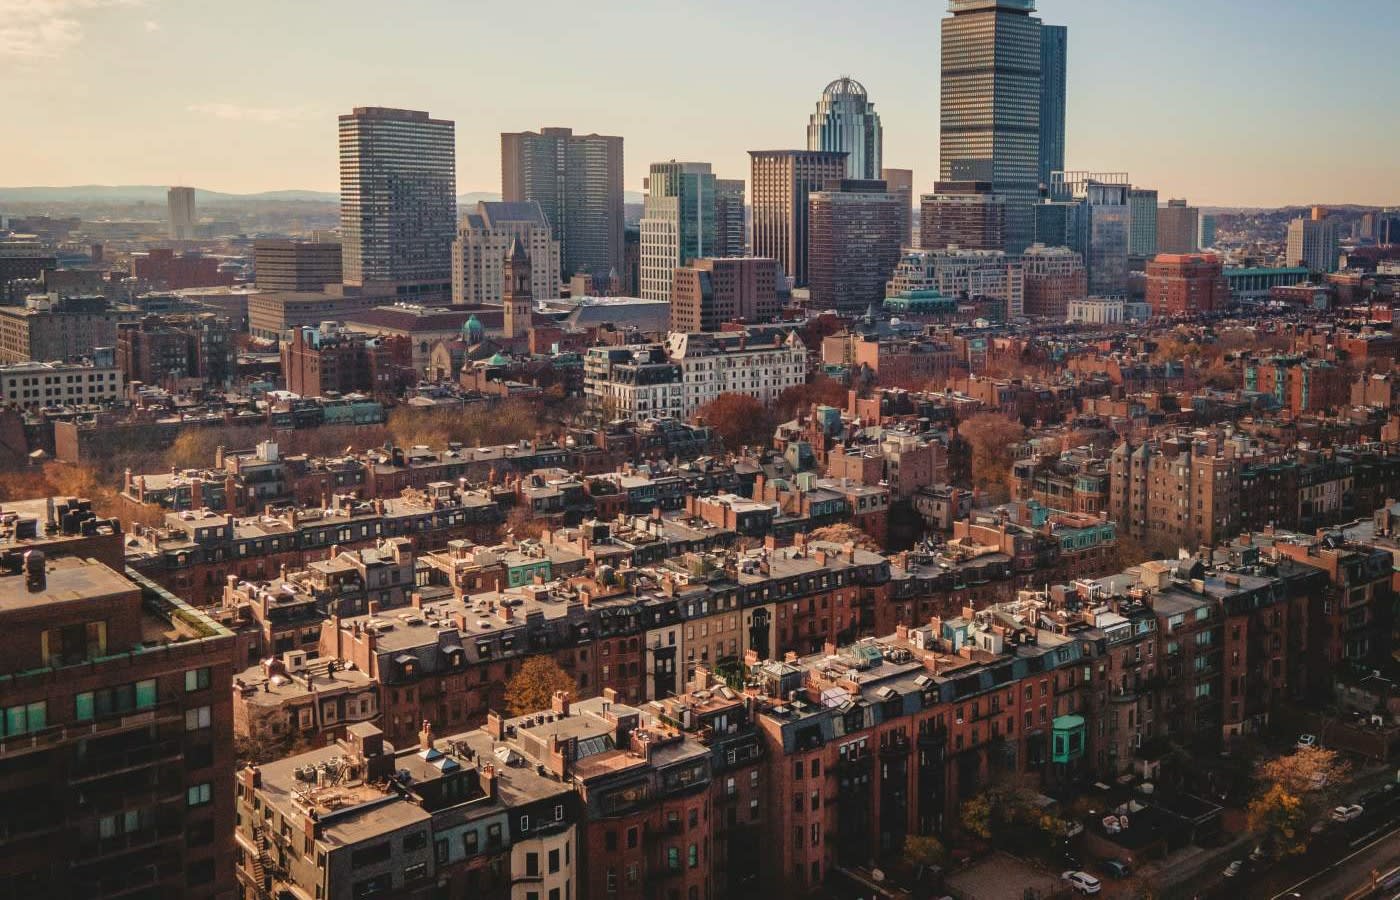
68,737 -> 184,782
0,699 -> 184,760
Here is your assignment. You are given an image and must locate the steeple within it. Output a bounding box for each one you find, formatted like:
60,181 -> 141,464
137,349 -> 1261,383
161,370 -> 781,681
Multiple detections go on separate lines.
503,238 -> 533,340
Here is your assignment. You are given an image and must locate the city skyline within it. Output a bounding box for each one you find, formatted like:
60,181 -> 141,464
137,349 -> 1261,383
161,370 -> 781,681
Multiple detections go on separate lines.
2,0 -> 1398,208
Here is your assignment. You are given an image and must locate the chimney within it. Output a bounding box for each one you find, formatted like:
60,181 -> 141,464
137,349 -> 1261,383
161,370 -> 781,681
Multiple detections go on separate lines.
411,592 -> 423,610
368,600 -> 381,617
419,719 -> 434,751
480,762 -> 497,797
551,691 -> 570,716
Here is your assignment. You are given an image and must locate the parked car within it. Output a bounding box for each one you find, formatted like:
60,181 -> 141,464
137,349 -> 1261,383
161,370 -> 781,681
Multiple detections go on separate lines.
1101,859 -> 1130,878
1061,871 -> 1102,895
1223,860 -> 1244,878
1296,734 -> 1317,749
1330,804 -> 1364,823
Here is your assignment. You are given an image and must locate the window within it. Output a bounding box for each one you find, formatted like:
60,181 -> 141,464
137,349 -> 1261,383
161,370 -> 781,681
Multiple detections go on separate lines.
463,831 -> 479,855
668,847 -> 681,871
185,668 -> 211,692
187,859 -> 215,886
351,842 -> 391,869
688,843 -> 699,868
402,831 -> 427,852
185,706 -> 212,731
74,679 -> 157,721
1,701 -> 46,737
187,783 -> 212,807
520,814 -> 530,832
526,852 -> 540,877
548,848 -> 560,873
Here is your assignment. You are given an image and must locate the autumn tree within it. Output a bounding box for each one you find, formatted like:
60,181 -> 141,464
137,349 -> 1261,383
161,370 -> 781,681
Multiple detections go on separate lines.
903,834 -> 947,869
808,522 -> 881,553
957,413 -> 1026,499
504,657 -> 578,717
1247,746 -> 1350,858
773,377 -> 849,422
1247,783 -> 1307,858
692,393 -> 776,452
501,504 -> 546,542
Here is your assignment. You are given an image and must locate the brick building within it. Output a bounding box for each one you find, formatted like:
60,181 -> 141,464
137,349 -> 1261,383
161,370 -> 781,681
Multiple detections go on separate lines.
1145,253 -> 1229,317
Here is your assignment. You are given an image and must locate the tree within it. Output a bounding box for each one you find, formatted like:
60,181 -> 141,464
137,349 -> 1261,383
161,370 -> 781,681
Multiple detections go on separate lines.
692,393 -> 776,452
502,504 -> 546,542
1248,746 -> 1350,857
773,377 -> 848,422
957,413 -> 1026,497
503,657 -> 578,717
903,834 -> 947,869
960,794 -> 993,840
808,523 -> 881,553
1247,783 -> 1307,858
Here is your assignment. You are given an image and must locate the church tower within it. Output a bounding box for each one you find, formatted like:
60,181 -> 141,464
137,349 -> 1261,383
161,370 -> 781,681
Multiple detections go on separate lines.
503,237 -> 532,340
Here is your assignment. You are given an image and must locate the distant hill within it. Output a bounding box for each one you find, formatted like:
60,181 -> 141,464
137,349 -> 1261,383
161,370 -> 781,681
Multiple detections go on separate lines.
0,185 -> 338,204
0,185 -> 646,206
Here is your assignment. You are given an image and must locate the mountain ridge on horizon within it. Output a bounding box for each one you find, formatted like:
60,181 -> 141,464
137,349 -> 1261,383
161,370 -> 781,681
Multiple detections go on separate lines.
0,185 -> 649,206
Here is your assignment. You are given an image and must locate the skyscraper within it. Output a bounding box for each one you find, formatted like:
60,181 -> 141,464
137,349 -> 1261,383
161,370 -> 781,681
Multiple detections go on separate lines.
670,257 -> 785,332
1157,198 -> 1200,254
920,182 -> 1006,252
167,186 -> 196,240
749,150 -> 848,288
1128,188 -> 1159,259
639,161 -> 716,302
807,77 -> 883,181
501,127 -> 625,281
339,107 -> 457,300
808,179 -> 905,314
1038,24 -> 1067,189
1286,216 -> 1340,273
882,168 -> 915,247
715,178 -> 747,258
1084,181 -> 1131,296
940,0 -> 1042,252
1198,214 -> 1218,249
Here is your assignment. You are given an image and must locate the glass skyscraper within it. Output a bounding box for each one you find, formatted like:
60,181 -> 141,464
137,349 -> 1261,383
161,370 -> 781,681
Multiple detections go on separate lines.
940,0 -> 1042,253
639,161 -> 717,302
339,107 -> 457,300
807,77 -> 883,181
1128,188 -> 1159,258
1038,24 -> 1067,189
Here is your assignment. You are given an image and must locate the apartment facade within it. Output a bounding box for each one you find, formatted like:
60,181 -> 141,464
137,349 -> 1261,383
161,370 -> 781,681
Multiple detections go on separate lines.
749,150 -> 848,288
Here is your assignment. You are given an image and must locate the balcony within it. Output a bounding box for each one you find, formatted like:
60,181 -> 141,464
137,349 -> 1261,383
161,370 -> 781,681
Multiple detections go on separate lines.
74,822 -> 185,863
69,737 -> 184,784
0,700 -> 184,761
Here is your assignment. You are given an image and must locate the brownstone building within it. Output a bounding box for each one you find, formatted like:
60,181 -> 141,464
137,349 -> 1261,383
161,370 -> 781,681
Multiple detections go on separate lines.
116,312 -> 236,389
280,323 -> 415,398
130,248 -> 236,290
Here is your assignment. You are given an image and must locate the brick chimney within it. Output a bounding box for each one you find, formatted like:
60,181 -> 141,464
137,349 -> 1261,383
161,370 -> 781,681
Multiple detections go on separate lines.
419,719 -> 434,751
551,691 -> 570,716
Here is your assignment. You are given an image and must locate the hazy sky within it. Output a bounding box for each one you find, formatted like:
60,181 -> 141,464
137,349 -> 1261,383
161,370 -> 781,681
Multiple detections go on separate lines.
3,0 -> 1397,207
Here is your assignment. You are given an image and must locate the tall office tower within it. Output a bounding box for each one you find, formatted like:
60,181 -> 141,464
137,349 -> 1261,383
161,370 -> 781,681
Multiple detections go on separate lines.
1128,188 -> 1159,258
501,127 -> 625,280
808,179 -> 904,314
807,77 -> 883,180
882,168 -> 915,247
749,150 -> 848,287
167,186 -> 196,240
452,201 -> 561,306
670,257 -> 785,332
1198,214 -> 1218,249
639,161 -> 717,302
339,107 -> 456,300
1038,24 -> 1067,188
1084,181 -> 1131,296
920,181 -> 1006,251
940,0 -> 1042,252
715,178 -> 747,257
1286,216 -> 1340,273
1033,199 -> 1085,253
1157,198 -> 1200,254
